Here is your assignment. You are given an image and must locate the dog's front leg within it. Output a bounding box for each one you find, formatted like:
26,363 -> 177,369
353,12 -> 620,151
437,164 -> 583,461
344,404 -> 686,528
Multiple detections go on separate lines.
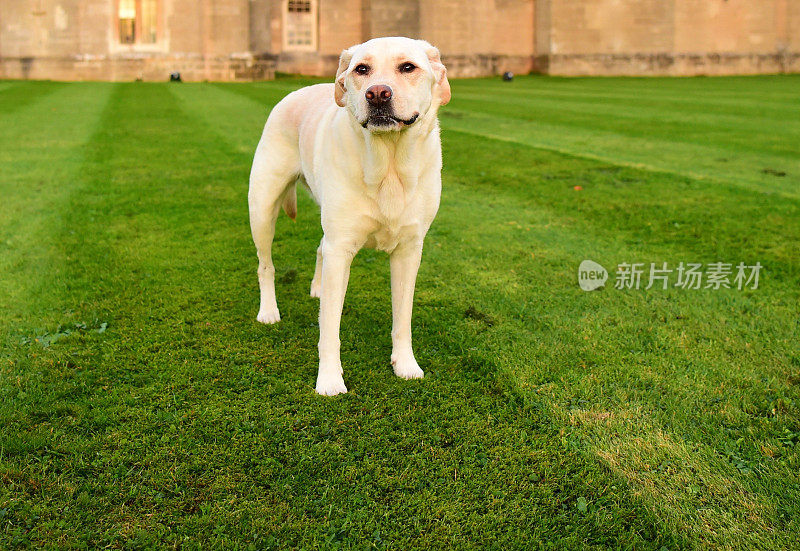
390,240 -> 425,380
315,240 -> 354,396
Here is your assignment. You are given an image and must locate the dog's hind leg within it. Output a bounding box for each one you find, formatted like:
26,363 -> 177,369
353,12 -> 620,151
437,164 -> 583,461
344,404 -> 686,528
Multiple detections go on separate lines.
248,137 -> 299,325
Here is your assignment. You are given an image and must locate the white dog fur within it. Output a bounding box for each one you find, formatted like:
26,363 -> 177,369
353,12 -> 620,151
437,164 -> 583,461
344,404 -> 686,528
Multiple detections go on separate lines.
248,37 -> 451,396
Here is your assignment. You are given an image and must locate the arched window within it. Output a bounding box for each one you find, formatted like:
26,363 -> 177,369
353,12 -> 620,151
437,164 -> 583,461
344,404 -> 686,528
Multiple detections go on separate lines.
118,0 -> 158,45
283,0 -> 317,52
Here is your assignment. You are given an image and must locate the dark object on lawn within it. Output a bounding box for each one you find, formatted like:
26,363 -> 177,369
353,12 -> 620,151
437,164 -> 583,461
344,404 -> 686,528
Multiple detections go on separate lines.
502,71 -> 514,81
170,72 -> 182,82
279,268 -> 297,284
464,305 -> 496,327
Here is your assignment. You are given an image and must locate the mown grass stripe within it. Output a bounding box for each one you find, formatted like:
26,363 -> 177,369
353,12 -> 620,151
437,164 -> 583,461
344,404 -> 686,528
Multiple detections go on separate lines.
454,90 -> 800,138
0,82 -> 114,340
448,95 -> 798,162
455,84 -> 800,120
0,81 -> 68,115
455,75 -> 800,103
440,111 -> 800,198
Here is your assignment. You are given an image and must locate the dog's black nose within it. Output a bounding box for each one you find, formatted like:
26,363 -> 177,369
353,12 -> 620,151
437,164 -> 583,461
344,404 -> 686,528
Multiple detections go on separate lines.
365,84 -> 392,106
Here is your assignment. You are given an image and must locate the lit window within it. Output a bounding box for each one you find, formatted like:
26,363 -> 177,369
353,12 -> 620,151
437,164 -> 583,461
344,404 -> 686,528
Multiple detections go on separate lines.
119,0 -> 135,44
118,0 -> 158,45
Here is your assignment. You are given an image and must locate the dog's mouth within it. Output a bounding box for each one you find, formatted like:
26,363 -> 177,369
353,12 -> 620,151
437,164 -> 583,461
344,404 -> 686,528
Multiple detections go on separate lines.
361,111 -> 419,129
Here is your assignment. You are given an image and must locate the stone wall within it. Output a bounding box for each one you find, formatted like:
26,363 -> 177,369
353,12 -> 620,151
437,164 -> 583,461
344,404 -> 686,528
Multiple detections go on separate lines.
0,53 -> 275,81
418,0 -> 535,76
0,0 -> 274,81
0,0 -> 798,80
540,0 -> 800,75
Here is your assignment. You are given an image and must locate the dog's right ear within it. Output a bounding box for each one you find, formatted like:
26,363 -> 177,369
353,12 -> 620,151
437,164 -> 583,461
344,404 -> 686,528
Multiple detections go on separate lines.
335,47 -> 355,107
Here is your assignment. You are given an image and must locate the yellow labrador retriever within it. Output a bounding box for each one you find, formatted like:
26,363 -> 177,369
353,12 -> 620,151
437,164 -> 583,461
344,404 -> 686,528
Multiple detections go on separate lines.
248,37 -> 450,395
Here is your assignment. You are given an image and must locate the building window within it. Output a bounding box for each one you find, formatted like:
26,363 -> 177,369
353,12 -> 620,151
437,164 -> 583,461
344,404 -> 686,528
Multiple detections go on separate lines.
118,0 -> 158,45
287,0 -> 311,11
283,0 -> 317,51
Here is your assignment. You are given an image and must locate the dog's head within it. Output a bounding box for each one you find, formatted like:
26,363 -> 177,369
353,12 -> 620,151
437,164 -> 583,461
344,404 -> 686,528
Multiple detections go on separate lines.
334,37 -> 451,133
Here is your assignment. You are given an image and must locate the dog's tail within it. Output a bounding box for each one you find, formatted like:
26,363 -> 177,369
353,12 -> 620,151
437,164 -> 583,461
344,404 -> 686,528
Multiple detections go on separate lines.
282,183 -> 297,220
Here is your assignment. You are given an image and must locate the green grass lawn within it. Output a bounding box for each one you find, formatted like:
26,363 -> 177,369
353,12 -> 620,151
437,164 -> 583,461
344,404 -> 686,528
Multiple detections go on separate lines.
1,75 -> 798,549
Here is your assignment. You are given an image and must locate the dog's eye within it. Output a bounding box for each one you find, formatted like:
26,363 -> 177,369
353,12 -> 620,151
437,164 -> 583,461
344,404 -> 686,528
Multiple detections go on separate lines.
354,64 -> 370,75
399,62 -> 417,74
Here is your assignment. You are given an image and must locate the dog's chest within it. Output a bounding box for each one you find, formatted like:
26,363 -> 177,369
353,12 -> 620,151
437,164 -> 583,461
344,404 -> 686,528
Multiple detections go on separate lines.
363,170 -> 419,252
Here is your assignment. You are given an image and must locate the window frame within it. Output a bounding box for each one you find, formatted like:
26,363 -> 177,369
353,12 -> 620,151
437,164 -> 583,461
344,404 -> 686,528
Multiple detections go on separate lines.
282,0 -> 318,52
114,0 -> 161,49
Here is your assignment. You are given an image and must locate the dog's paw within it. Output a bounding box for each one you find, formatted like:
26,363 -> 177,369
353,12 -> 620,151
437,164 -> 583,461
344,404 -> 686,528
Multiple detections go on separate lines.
256,307 -> 281,324
309,279 -> 321,298
392,354 -> 424,380
315,372 -> 348,396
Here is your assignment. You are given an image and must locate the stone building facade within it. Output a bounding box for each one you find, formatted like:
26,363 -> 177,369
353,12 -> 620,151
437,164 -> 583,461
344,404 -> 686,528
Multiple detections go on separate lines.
1,0 -> 798,81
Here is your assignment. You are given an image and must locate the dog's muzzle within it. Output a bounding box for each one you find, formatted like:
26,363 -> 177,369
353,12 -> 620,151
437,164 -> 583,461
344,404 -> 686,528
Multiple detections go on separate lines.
361,110 -> 420,129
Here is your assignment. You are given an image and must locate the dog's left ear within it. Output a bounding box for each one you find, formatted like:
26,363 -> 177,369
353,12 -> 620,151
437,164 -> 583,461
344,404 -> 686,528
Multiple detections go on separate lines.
421,42 -> 451,106
335,47 -> 355,107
